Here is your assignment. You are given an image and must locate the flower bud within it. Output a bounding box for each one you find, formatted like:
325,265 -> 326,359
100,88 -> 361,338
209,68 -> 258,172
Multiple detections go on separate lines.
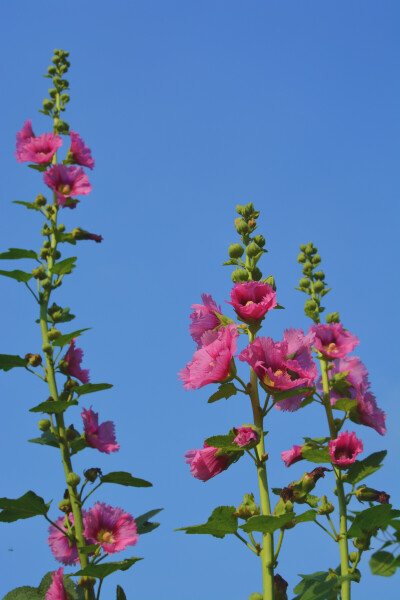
314,270 -> 325,280
312,253 -> 321,265
326,312 -> 340,324
41,223 -> 51,236
248,218 -> 257,230
41,278 -> 52,290
84,467 -> 103,483
42,98 -> 54,111
32,266 -> 47,280
252,266 -> 262,281
42,343 -> 52,354
60,93 -> 70,104
313,280 -> 324,293
40,248 -> 49,259
34,193 -> 47,207
297,253 -> 306,263
228,244 -> 244,258
25,353 -> 42,367
246,242 -> 261,257
299,278 -> 310,288
304,299 -> 317,312
58,498 -> 72,513
47,328 -> 61,341
231,268 -> 249,283
47,66 -> 57,75
57,223 -> 66,233
317,495 -> 334,515
299,244 -> 307,251
353,534 -> 372,551
49,88 -> 57,98
302,261 -> 313,275
234,493 -> 261,520
235,219 -> 250,235
349,551 -> 358,563
355,485 -> 390,504
38,419 -> 51,432
274,574 -> 288,600
66,472 -> 81,487
241,202 -> 255,218
54,250 -> 62,260
64,379 -> 79,391
66,425 -> 80,441
253,235 -> 265,248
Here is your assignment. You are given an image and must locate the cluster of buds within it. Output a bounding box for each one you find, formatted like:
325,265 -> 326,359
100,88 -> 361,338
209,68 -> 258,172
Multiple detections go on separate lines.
274,467 -> 331,521
296,242 -> 334,322
234,493 -> 261,520
42,49 -> 71,134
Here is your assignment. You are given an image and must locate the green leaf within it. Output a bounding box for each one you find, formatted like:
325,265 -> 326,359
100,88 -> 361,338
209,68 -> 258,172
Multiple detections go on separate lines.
347,505 -> 396,538
0,269 -> 32,283
2,587 -> 42,600
74,383 -> 113,396
101,471 -> 152,488
214,313 -> 237,327
332,398 -> 358,412
135,508 -> 163,535
49,306 -> 76,323
28,430 -> 59,449
176,506 -> 238,538
293,571 -> 358,600
222,258 -> 239,266
294,510 -> 317,523
52,328 -> 90,347
0,248 -> 38,260
28,163 -> 48,172
208,382 -> 237,403
117,586 -> 127,600
70,436 -> 88,456
302,447 -> 331,464
0,491 -> 50,522
204,431 -> 243,452
273,387 -> 314,402
29,400 -> 78,413
73,557 -> 142,579
346,450 -> 387,485
293,571 -> 330,595
77,544 -> 99,554
0,354 -> 27,371
51,256 -> 77,275
369,551 -> 398,577
240,513 -> 295,533
305,495 -> 320,509
13,200 -> 40,211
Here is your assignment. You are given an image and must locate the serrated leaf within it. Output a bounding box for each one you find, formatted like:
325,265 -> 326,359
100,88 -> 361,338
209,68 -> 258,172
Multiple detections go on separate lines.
208,382 -> 237,403
2,587 -> 42,600
176,506 -> 238,538
204,431 -> 242,451
0,269 -> 32,283
52,256 -> 77,275
135,508 -> 163,535
0,248 -> 38,260
52,328 -> 90,347
0,491 -> 50,522
0,354 -> 27,371
369,551 -> 397,576
28,430 -> 59,449
240,513 -> 294,533
29,400 -> 78,413
13,200 -> 40,211
346,450 -> 387,485
74,557 -> 143,578
101,471 -> 152,488
332,398 -> 358,412
294,510 -> 317,523
117,586 -> 127,600
302,447 -> 331,464
347,505 -> 396,538
74,383 -> 113,396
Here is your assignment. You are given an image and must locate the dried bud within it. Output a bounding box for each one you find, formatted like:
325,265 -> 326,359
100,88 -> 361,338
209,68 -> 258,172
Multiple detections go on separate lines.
64,379 -> 79,390
234,493 -> 260,520
58,498 -> 72,513
274,574 -> 289,600
317,495 -> 335,515
38,419 -> 51,432
355,485 -> 390,504
84,468 -> 103,483
66,425 -> 80,441
47,328 -> 61,341
248,218 -> 257,230
25,353 -> 42,367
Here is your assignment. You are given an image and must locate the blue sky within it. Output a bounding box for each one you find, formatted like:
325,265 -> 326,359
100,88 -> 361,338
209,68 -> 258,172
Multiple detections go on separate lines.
1,1 -> 399,599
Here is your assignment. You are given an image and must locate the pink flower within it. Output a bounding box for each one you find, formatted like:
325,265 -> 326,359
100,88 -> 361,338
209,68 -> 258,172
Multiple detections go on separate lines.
356,391 -> 387,436
82,407 -> 120,454
48,513 -> 83,565
281,444 -> 304,467
45,568 -> 67,600
179,324 -> 238,390
310,323 -> 359,359
43,164 -> 92,207
85,502 -> 138,554
329,431 -> 363,466
239,329 -> 317,411
69,131 -> 95,169
64,339 -> 90,383
233,426 -> 259,447
15,132 -> 62,164
228,281 -> 277,322
16,119 -> 34,142
189,294 -> 222,347
185,443 -> 231,481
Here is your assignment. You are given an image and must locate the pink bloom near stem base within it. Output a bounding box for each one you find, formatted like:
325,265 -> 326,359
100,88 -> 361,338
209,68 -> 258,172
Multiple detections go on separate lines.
228,281 -> 277,322
69,131 -> 95,169
45,568 -> 67,600
82,407 -> 120,453
84,502 -> 138,553
47,514 -> 83,565
310,323 -> 359,359
329,431 -> 363,466
64,339 -> 89,383
185,444 -> 231,482
189,293 -> 222,347
281,444 -> 304,467
43,164 -> 92,207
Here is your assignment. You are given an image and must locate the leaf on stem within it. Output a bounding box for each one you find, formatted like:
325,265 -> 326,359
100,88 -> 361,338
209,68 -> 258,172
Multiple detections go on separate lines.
347,505 -> 399,538
52,328 -> 90,347
51,256 -> 77,275
0,248 -> 38,260
207,382 -> 237,403
135,508 -> 163,535
240,513 -> 294,533
0,269 -> 32,283
369,550 -> 398,577
0,354 -> 27,371
101,471 -> 153,488
301,447 -> 331,464
28,430 -> 59,449
0,491 -> 50,522
12,200 -> 41,211
204,431 -> 244,452
175,506 -> 238,538
74,383 -> 113,396
29,400 -> 79,413
116,586 -> 127,600
331,398 -> 358,412
345,450 -> 387,485
73,557 -> 143,578
272,387 -> 314,402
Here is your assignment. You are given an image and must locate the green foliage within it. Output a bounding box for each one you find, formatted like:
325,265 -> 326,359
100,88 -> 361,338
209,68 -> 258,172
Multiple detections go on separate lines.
331,397 -> 358,412
52,328 -> 90,347
176,506 -> 238,538
346,450 -> 387,485
101,471 -> 153,488
2,587 -> 42,600
0,491 -> 50,522
207,382 -> 237,403
292,570 -> 358,600
369,551 -> 398,577
74,382 -> 113,396
135,508 -> 163,535
51,256 -> 77,274
301,447 -> 331,464
240,513 -> 294,533
273,387 -> 314,403
73,557 -> 143,578
12,200 -> 41,211
0,248 -> 38,260
116,586 -> 128,600
29,400 -> 79,413
0,269 -> 32,283
29,430 -> 59,449
204,431 -> 242,451
347,505 -> 399,538
0,353 -> 27,371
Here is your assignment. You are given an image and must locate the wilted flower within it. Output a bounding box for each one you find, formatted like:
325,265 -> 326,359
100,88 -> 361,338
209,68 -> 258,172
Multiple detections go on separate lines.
329,431 -> 363,466
64,339 -> 89,383
69,131 -> 95,169
185,444 -> 231,482
189,294 -> 222,347
82,407 -> 120,454
310,323 -> 359,359
72,228 -> 103,243
228,281 -> 277,323
45,568 -> 67,600
85,502 -> 138,554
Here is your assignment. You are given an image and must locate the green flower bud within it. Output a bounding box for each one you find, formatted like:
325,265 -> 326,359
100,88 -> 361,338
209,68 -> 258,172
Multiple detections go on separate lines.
34,193 -> 47,207
299,278 -> 310,288
249,594 -> 263,600
66,472 -> 81,487
53,118 -> 64,130
38,419 -> 51,432
32,266 -> 47,280
40,248 -> 49,260
297,253 -> 306,263
312,253 -> 321,265
314,270 -> 325,280
84,468 -> 102,483
43,240 -> 51,248
42,99 -> 54,111
42,278 -> 52,290
252,266 -> 262,281
246,242 -> 261,257
57,223 -> 66,233
54,250 -> 62,260
313,280 -> 324,293
78,577 -> 96,591
47,328 -> 61,341
253,234 -> 265,248
349,552 -> 358,564
60,79 -> 69,89
41,223 -> 51,236
235,219 -> 250,235
355,485 -> 390,504
25,353 -> 42,367
304,299 -> 317,312
317,495 -> 334,515
326,312 -> 340,324
60,93 -> 70,104
353,535 -> 372,551
228,244 -> 244,258
58,498 -> 72,513
47,65 -> 57,75
241,202 -> 255,218
49,88 -> 57,98
299,244 -> 307,251
231,268 -> 249,283
302,261 -> 313,275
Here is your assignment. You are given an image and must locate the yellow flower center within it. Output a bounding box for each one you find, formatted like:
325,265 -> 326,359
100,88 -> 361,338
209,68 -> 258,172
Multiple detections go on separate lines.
324,342 -> 337,354
245,300 -> 254,306
97,529 -> 113,543
58,184 -> 71,195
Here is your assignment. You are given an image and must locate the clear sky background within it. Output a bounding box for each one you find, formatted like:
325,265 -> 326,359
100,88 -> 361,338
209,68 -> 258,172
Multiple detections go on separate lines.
0,1 -> 399,599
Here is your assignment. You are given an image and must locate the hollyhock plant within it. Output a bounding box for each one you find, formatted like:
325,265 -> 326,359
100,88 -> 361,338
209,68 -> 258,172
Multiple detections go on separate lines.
233,426 -> 259,447
43,164 -> 92,207
179,323 -> 238,390
63,339 -> 90,383
15,131 -> 63,164
69,130 -> 95,169
310,322 -> 359,359
84,502 -> 139,554
189,293 -> 222,347
329,431 -> 363,466
82,407 -> 120,453
47,513 -> 83,565
45,568 -> 67,600
281,444 -> 304,467
228,280 -> 277,322
72,227 -> 103,243
185,443 -> 231,482
16,118 -> 34,142
356,391 -> 387,436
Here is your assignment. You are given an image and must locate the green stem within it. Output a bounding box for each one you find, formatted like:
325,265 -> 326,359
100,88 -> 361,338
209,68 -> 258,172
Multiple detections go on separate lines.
326,514 -> 339,539
314,518 -> 337,541
234,532 -> 259,555
273,529 -> 284,563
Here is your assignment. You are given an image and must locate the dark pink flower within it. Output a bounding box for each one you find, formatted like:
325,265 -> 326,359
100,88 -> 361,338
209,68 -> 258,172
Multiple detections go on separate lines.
16,119 -> 34,142
356,391 -> 387,436
84,502 -> 138,554
45,568 -> 67,600
64,339 -> 90,383
179,324 -> 238,390
72,228 -> 103,243
311,323 -> 359,359
329,431 -> 363,466
15,132 -> 62,164
189,294 -> 222,347
281,444 -> 304,467
228,281 -> 277,322
43,164 -> 92,207
185,443 -> 231,481
82,407 -> 120,454
69,131 -> 95,169
233,426 -> 259,447
48,513 -> 84,565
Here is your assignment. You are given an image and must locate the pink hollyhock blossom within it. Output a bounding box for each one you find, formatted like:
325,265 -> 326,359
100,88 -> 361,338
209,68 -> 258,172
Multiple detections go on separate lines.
228,281 -> 277,322
16,132 -> 62,164
64,339 -> 90,383
233,426 -> 259,447
179,324 -> 238,390
85,502 -> 138,554
239,330 -> 317,411
45,568 -> 67,600
311,323 -> 359,359
185,443 -> 231,481
329,431 -> 363,466
281,444 -> 304,467
16,119 -> 34,142
356,391 -> 386,436
189,294 -> 222,347
69,131 -> 95,169
43,164 -> 92,207
48,513 -> 84,564
82,407 -> 120,454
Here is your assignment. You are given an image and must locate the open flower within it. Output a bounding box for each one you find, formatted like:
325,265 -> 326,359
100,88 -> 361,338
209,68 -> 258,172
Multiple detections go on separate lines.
45,568 -> 67,600
329,431 -> 363,466
43,164 -> 92,207
281,444 -> 304,467
82,407 -> 120,454
233,426 -> 259,447
189,294 -> 222,347
15,132 -> 62,164
185,444 -> 231,482
311,323 -> 359,359
64,339 -> 90,383
48,513 -> 84,565
179,324 -> 238,390
228,281 -> 277,322
69,131 -> 95,169
85,502 -> 138,554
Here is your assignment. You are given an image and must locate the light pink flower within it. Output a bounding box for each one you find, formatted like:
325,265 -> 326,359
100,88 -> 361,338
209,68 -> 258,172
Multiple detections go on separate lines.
15,132 -> 62,164
356,391 -> 386,436
189,294 -> 222,347
329,431 -> 363,466
43,164 -> 92,207
281,444 -> 304,467
233,426 -> 259,447
48,513 -> 83,565
311,323 -> 359,359
64,339 -> 90,383
228,281 -> 277,322
179,324 -> 238,390
85,502 -> 138,554
69,131 -> 95,169
45,568 -> 67,600
82,407 -> 120,454
185,443 -> 231,481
